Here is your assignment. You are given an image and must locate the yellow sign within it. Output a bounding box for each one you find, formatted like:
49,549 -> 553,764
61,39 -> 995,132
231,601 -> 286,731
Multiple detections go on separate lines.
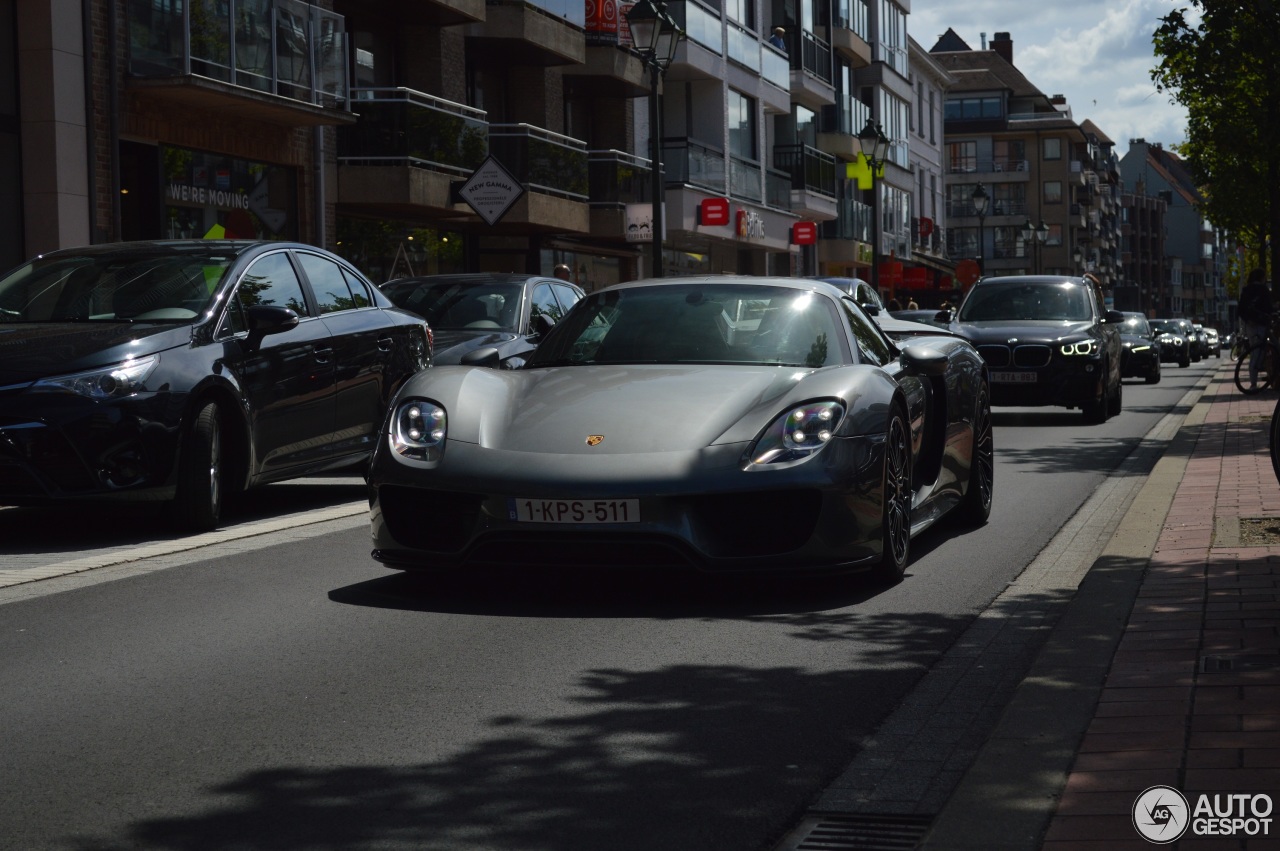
845,154 -> 885,190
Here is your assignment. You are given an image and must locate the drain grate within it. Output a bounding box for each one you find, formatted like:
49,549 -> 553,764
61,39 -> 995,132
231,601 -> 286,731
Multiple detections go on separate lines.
774,813 -> 933,851
1201,654 -> 1280,673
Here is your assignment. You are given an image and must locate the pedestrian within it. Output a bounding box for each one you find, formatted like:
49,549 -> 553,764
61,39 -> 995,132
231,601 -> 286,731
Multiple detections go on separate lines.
553,263 -> 573,282
768,27 -> 787,51
888,297 -> 902,311
906,299 -> 918,310
1238,267 -> 1272,388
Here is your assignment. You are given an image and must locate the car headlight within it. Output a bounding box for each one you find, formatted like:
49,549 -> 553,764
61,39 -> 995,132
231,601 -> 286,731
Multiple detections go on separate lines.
390,399 -> 446,463
1159,334 -> 1181,346
747,400 -> 845,467
1131,344 -> 1152,353
1060,340 -> 1099,356
27,355 -> 159,399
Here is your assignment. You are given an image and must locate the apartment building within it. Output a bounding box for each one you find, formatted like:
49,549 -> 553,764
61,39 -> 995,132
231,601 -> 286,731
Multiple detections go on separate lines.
929,30 -> 1121,299
1118,186 -> 1169,316
4,0 -> 941,292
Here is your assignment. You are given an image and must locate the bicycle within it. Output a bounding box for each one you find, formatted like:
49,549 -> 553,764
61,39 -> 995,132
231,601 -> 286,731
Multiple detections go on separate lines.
1234,316 -> 1280,394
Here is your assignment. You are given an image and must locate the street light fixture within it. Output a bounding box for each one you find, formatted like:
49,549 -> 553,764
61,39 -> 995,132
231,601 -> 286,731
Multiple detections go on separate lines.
857,118 -> 890,295
1022,218 -> 1049,273
971,183 -> 989,274
626,0 -> 683,278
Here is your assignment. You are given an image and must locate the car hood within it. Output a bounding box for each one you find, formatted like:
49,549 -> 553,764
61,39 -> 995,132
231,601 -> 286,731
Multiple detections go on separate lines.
955,320 -> 1098,344
431,328 -> 520,365
0,323 -> 192,386
399,363 -> 886,454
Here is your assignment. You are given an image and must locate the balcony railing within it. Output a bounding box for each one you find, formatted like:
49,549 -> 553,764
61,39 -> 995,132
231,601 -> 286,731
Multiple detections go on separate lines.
773,144 -> 837,197
946,156 -> 1029,174
765,168 -> 791,210
729,155 -> 763,202
832,0 -> 870,40
337,87 -> 487,175
588,150 -> 653,206
796,30 -> 833,85
127,0 -> 349,107
726,21 -> 760,73
662,139 -> 726,193
489,124 -> 589,200
666,1 -> 723,54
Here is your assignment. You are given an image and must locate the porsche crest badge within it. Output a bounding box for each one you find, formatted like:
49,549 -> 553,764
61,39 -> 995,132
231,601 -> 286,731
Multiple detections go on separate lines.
586,435 -> 604,446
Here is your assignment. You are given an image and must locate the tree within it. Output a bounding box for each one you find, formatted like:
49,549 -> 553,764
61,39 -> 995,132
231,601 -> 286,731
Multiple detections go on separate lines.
1151,1 -> 1280,279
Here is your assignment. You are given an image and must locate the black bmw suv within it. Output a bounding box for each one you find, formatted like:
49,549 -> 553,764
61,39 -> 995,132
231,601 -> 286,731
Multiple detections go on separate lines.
951,275 -> 1124,423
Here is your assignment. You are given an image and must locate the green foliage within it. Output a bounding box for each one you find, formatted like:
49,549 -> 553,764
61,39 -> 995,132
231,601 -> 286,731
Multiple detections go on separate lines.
1151,1 -> 1280,274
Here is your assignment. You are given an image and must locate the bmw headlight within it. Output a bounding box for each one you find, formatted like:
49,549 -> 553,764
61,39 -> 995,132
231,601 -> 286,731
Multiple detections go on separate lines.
747,400 -> 845,467
390,399 -> 446,463
1131,344 -> 1152,353
27,355 -> 159,399
1060,340 -> 1099,356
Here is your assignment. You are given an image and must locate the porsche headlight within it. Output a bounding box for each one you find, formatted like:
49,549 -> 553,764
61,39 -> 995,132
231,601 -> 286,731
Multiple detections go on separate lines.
390,399 -> 446,462
27,355 -> 159,399
1059,340 -> 1098,356
748,401 -> 845,466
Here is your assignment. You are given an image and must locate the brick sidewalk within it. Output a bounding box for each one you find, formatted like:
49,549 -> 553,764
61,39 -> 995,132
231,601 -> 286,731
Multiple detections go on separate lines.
1043,366 -> 1280,849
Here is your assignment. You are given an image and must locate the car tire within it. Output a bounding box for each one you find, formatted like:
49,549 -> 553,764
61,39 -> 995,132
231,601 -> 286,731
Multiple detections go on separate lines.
1146,359 -> 1161,384
871,404 -> 912,584
957,385 -> 993,526
1180,351 -> 1191,368
1083,369 -> 1108,424
1107,373 -> 1123,418
171,400 -> 223,532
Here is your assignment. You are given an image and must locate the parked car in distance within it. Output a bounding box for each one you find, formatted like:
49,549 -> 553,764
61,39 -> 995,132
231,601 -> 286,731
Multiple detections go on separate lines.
1149,318 -> 1192,367
807,276 -> 884,315
0,240 -> 431,530
1118,312 -> 1162,384
368,276 -> 993,583
950,275 -> 1124,423
890,308 -> 953,330
379,273 -> 583,368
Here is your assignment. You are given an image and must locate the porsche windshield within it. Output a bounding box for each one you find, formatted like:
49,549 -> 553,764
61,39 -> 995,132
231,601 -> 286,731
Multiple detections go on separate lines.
958,281 -> 1094,322
527,283 -> 844,367
0,252 -> 232,322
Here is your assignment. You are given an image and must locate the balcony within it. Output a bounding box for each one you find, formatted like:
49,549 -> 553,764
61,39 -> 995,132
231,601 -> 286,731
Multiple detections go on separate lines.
788,31 -> 835,111
825,0 -> 870,67
563,45 -> 649,98
126,0 -> 353,126
663,139 -> 727,194
819,199 -> 872,265
466,0 -> 585,66
336,87 -> 486,216
588,149 -> 653,239
945,156 -> 1029,176
773,144 -> 838,220
487,123 -> 590,232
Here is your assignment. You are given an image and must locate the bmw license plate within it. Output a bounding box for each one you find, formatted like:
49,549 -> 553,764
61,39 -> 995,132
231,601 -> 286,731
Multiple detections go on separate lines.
991,371 -> 1037,383
508,498 -> 640,523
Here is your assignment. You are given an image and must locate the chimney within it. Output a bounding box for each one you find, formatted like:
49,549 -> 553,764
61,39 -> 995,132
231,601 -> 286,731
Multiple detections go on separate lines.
992,31 -> 1012,63
980,32 -> 986,49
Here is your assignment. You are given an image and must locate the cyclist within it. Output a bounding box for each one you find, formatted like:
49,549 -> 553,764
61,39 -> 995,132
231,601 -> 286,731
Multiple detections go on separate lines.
1239,267 -> 1272,390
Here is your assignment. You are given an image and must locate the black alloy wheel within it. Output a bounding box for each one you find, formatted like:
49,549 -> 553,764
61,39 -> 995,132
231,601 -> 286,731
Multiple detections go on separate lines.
171,400 -> 223,531
958,385 -> 993,525
1146,359 -> 1161,384
872,405 -> 912,583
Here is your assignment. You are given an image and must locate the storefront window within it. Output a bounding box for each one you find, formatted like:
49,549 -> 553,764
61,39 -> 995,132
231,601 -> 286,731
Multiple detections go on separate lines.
162,146 -> 297,240
334,218 -> 465,283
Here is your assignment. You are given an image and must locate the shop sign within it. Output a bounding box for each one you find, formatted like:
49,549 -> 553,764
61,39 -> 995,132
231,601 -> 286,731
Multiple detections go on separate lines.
856,242 -> 874,264
585,0 -> 619,45
918,217 -> 934,238
791,221 -> 817,245
458,156 -> 525,226
699,197 -> 730,227
735,209 -> 765,240
625,203 -> 665,243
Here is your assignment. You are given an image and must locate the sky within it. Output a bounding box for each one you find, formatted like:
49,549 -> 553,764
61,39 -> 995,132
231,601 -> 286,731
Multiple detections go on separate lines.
909,0 -> 1193,157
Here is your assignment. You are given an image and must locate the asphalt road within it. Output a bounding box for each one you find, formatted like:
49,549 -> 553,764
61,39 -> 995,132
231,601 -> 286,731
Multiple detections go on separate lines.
0,358 -> 1216,851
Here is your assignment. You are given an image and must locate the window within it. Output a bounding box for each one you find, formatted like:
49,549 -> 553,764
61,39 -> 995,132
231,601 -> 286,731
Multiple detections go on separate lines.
1044,181 -> 1062,204
728,90 -> 757,160
235,253 -> 310,316
944,97 -> 1002,121
1043,137 -> 1062,160
948,141 -> 977,172
841,298 -> 893,366
530,283 -> 564,323
341,269 -> 372,308
550,283 -> 583,314
298,252 -> 360,314
725,0 -> 754,30
993,139 -> 1025,171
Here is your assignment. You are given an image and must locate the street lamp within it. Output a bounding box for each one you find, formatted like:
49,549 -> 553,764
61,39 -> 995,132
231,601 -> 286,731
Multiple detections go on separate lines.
857,118 -> 889,295
1022,218 -> 1049,273
971,183 -> 989,274
626,0 -> 683,278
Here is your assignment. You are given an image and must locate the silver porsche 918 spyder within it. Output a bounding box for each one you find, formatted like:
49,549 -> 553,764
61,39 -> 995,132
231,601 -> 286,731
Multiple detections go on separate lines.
367,277 -> 993,582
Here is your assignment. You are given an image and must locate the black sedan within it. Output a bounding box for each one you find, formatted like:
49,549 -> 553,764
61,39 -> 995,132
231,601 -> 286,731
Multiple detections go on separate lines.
1118,312 -> 1162,384
950,275 -> 1123,423
368,276 -> 993,583
0,240 -> 430,529
379,273 -> 584,368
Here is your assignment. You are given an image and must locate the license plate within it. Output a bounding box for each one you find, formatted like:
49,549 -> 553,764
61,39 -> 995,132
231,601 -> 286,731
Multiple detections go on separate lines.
508,498 -> 640,524
991,371 -> 1037,383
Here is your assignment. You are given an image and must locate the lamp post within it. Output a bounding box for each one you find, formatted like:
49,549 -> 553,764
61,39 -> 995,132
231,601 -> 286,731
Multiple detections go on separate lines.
857,118 -> 889,295
626,0 -> 683,278
1022,218 -> 1049,273
971,183 -> 989,275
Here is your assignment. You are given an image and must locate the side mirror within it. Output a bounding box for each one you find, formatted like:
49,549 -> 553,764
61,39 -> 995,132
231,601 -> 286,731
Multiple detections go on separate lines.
934,309 -> 952,324
532,313 -> 556,337
245,305 -> 299,348
460,346 -> 501,368
862,302 -> 881,316
1103,310 -> 1125,324
900,343 -> 948,377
